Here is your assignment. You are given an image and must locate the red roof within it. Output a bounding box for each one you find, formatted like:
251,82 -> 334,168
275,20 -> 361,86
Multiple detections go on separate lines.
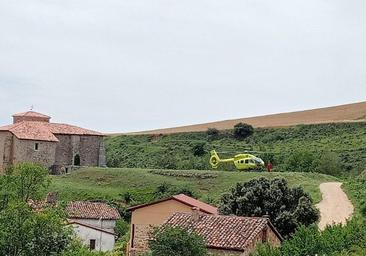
66,201 -> 121,220
128,194 -> 218,215
0,121 -> 102,142
12,111 -> 51,119
164,213 -> 282,251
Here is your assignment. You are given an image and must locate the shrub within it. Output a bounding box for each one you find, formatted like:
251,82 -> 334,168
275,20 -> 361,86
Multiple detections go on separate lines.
207,128 -> 219,140
192,143 -> 206,157
314,152 -> 342,176
149,226 -> 207,256
233,123 -> 254,139
252,219 -> 366,256
219,178 -> 319,237
284,150 -> 317,172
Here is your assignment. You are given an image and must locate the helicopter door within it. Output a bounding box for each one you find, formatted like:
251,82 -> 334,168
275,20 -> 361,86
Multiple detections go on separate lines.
244,159 -> 249,164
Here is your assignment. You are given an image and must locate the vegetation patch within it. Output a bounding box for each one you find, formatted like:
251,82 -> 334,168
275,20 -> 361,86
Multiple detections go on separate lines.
149,170 -> 218,179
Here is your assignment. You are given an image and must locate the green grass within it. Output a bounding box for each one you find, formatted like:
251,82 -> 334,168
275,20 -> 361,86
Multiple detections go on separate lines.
105,122 -> 366,175
50,167 -> 337,205
343,171 -> 366,218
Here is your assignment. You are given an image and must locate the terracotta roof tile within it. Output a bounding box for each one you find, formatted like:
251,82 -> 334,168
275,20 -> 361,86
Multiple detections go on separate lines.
164,213 -> 276,251
0,122 -> 59,142
12,111 -> 51,118
0,121 -> 102,142
66,201 -> 121,220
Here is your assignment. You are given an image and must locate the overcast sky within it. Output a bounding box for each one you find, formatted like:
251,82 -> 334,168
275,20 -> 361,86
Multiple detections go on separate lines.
0,0 -> 365,132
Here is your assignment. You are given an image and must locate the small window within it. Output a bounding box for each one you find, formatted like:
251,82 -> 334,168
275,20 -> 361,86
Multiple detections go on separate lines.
240,160 -> 244,164
89,239 -> 96,250
34,143 -> 39,151
245,159 -> 249,164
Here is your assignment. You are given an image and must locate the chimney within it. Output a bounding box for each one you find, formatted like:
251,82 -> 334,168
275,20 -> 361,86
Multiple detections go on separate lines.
192,207 -> 201,221
46,192 -> 58,205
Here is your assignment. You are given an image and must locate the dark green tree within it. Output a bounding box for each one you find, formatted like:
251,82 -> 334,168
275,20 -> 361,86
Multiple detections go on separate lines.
149,226 -> 207,256
219,178 -> 319,236
233,123 -> 254,139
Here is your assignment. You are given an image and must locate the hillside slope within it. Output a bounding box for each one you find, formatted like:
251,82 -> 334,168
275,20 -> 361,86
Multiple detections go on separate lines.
106,122 -> 366,174
50,168 -> 336,204
131,101 -> 366,134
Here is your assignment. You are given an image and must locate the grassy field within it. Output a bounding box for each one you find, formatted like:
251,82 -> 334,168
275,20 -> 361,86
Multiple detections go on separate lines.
50,167 -> 337,205
105,122 -> 366,175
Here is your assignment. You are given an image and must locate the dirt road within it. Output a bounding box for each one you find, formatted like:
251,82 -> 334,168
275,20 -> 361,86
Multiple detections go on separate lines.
316,182 -> 354,230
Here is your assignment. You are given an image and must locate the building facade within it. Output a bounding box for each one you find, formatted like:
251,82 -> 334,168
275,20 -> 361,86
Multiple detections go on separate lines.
127,194 -> 218,255
0,111 -> 106,173
66,201 -> 121,252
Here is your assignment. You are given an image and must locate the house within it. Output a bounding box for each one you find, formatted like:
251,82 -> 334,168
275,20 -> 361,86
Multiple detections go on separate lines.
127,194 -> 218,255
164,210 -> 283,256
28,194 -> 121,252
66,201 -> 121,252
0,111 -> 106,174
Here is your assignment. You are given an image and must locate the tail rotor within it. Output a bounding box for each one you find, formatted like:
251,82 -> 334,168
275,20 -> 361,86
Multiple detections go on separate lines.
210,150 -> 220,169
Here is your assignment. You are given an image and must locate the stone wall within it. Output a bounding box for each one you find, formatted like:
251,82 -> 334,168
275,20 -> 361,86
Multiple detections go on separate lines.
54,135 -> 104,167
208,249 -> 243,256
13,137 -> 57,167
0,132 -> 13,172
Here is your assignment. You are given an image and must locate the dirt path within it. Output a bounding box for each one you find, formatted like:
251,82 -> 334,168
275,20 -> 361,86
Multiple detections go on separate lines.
316,182 -> 354,230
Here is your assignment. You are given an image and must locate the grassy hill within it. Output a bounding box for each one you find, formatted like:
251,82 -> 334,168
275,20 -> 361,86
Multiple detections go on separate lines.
127,101 -> 366,134
105,122 -> 366,175
50,167 -> 337,205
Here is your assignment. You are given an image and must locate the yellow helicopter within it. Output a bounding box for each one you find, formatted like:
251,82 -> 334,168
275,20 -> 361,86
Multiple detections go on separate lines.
210,150 -> 265,171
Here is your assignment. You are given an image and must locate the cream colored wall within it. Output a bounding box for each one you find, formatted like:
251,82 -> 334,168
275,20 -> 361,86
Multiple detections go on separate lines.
131,199 -> 193,225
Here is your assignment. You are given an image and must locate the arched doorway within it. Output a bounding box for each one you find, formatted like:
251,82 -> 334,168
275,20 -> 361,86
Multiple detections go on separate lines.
74,154 -> 81,166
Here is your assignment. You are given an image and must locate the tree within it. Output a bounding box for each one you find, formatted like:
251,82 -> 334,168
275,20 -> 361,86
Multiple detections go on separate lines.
233,123 -> 254,139
0,163 -> 72,256
219,178 -> 319,236
149,226 -> 207,256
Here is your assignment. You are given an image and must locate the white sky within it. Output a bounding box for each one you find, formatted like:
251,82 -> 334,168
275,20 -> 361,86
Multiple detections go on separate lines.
0,0 -> 365,132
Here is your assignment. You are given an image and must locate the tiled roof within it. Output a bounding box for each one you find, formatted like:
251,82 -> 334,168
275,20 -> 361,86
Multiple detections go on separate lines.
12,111 -> 51,119
128,194 -> 218,215
0,122 -> 59,142
66,201 -> 121,220
172,194 -> 218,215
164,213 -> 280,251
0,121 -> 102,142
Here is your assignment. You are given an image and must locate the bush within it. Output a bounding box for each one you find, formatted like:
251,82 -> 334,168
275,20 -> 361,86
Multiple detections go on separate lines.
149,226 -> 207,256
234,123 -> 254,139
252,219 -> 366,256
192,143 -> 206,157
206,128 -> 219,140
314,152 -> 343,176
284,150 -> 317,172
219,178 -> 319,237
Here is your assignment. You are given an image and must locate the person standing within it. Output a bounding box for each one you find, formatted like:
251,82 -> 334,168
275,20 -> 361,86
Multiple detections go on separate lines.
267,161 -> 273,172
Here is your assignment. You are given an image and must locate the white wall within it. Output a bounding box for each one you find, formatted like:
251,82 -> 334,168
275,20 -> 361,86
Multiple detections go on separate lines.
69,218 -> 116,232
71,223 -> 116,252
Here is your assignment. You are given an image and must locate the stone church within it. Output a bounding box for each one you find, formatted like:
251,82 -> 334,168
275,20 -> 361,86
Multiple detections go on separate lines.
0,111 -> 106,173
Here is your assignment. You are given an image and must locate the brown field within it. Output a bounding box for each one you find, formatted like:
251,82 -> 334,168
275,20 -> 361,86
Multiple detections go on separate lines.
126,101 -> 366,135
